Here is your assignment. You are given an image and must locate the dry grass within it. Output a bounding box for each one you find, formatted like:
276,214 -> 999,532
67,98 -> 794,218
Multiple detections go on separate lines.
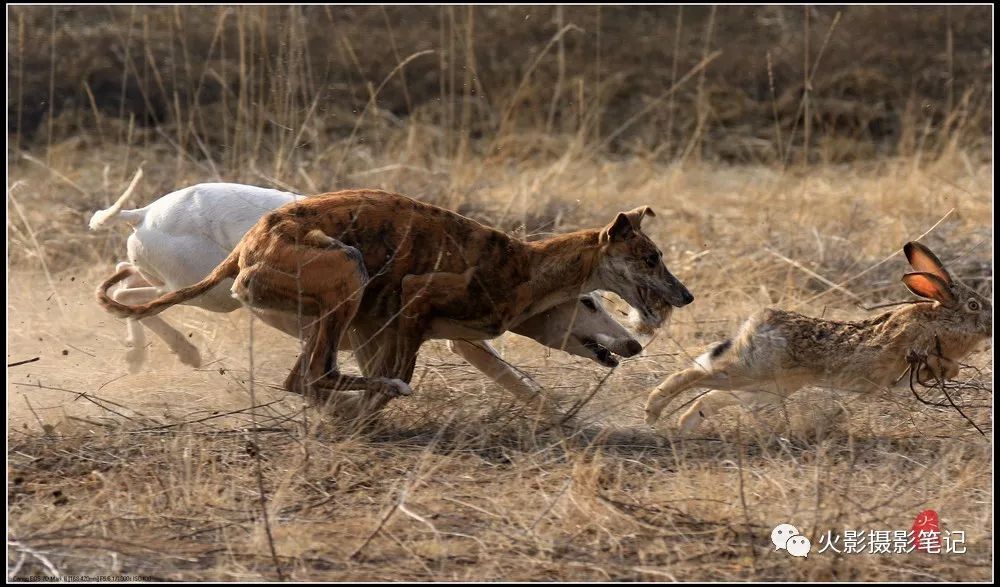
6,4 -> 994,582
8,145 -> 993,580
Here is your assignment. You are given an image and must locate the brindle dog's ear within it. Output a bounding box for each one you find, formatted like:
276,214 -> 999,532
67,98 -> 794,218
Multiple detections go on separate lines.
624,206 -> 656,229
605,213 -> 635,242
604,206 -> 655,242
904,242 -> 952,284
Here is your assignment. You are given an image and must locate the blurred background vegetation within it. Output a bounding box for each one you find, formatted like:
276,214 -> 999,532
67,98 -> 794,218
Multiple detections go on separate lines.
6,5 -> 993,282
9,5 -> 992,166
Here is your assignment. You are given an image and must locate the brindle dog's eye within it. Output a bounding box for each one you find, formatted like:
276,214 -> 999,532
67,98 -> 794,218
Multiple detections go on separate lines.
580,297 -> 598,311
968,299 -> 981,311
645,253 -> 659,268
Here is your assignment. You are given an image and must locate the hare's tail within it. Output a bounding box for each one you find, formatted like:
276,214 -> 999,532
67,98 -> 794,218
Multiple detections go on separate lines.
694,338 -> 732,372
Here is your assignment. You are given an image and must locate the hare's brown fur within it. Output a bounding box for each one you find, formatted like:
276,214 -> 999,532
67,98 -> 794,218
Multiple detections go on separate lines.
645,241 -> 991,433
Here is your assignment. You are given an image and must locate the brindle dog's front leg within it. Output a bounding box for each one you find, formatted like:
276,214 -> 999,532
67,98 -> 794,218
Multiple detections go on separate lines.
399,268 -> 510,375
339,270 -> 516,420
344,322 -> 420,422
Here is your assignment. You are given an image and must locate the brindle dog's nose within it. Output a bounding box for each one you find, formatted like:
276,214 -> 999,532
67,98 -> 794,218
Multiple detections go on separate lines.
681,290 -> 694,306
625,339 -> 643,356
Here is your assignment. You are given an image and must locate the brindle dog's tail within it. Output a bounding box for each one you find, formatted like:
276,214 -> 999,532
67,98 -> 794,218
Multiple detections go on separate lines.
98,250 -> 241,320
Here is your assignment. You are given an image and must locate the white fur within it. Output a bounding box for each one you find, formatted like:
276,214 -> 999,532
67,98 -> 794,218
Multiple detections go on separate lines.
694,350 -> 714,373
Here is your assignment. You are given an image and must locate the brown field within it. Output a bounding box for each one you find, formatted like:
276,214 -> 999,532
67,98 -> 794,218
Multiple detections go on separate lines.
7,5 -> 993,582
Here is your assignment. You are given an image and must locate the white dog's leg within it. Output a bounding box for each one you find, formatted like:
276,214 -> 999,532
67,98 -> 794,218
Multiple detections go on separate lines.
448,340 -> 559,419
112,286 -> 203,368
111,264 -> 152,372
122,317 -> 148,373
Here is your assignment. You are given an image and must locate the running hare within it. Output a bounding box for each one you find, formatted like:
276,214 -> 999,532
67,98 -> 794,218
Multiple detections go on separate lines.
645,242 -> 991,433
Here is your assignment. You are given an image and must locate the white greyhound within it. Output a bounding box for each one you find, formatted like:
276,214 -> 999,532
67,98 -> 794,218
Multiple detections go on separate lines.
90,183 -> 643,405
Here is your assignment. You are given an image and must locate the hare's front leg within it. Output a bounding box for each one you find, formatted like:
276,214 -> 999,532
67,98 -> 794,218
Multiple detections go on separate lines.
678,385 -> 801,433
920,354 -> 961,383
644,367 -> 712,426
645,367 -> 759,426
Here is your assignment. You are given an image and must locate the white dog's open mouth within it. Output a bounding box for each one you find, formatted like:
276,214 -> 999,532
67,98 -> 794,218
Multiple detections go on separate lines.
581,338 -> 621,368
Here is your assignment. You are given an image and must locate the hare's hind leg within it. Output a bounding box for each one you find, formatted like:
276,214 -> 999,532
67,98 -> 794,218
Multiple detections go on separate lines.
646,339 -> 744,426
646,363 -> 762,427
678,389 -> 766,433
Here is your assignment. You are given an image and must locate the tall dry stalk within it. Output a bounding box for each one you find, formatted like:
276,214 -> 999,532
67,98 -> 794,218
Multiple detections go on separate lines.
664,6 -> 683,160
546,5 -> 566,135
802,5 -> 811,167
679,5 -> 716,165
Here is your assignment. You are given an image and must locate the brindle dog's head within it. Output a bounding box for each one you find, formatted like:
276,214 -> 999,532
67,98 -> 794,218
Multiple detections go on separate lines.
594,206 -> 693,333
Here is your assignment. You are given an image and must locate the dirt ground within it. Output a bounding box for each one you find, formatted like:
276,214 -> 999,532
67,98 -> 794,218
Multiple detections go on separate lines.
8,152 -> 993,580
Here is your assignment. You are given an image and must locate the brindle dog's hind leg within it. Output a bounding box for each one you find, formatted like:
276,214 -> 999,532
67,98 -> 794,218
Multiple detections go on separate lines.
234,233 -> 410,407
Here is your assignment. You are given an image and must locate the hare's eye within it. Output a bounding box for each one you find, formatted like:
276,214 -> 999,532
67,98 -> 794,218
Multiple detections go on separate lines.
580,297 -> 598,312
968,299 -> 981,311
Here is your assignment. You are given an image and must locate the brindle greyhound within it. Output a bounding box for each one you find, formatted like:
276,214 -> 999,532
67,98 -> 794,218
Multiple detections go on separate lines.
98,189 -> 693,417
88,182 -> 642,421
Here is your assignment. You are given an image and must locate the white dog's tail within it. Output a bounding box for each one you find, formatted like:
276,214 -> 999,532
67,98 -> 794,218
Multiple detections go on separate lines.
88,168 -> 145,230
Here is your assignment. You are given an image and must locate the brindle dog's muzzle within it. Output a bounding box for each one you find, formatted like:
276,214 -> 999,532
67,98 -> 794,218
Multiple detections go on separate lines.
633,279 -> 692,334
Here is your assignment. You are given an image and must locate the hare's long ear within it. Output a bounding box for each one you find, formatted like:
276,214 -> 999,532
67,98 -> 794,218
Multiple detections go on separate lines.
903,272 -> 957,306
904,242 -> 952,284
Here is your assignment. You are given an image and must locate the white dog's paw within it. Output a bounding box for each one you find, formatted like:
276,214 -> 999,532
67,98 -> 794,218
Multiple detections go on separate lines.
125,346 -> 147,373
174,342 -> 202,368
380,378 -> 413,398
